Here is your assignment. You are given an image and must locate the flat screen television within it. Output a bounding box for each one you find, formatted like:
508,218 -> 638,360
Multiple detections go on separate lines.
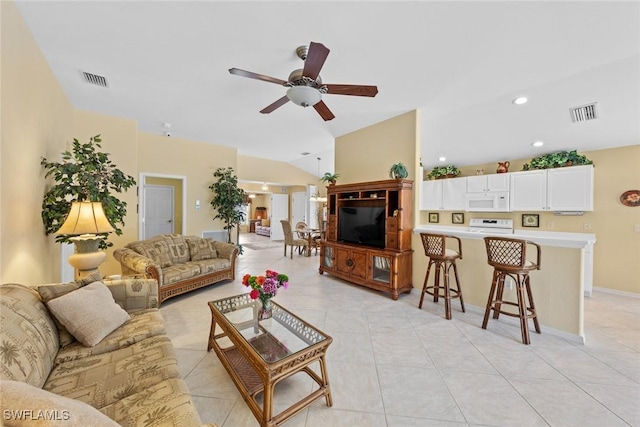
338,206 -> 385,248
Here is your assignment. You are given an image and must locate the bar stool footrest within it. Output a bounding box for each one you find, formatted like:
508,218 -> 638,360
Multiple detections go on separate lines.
489,300 -> 536,319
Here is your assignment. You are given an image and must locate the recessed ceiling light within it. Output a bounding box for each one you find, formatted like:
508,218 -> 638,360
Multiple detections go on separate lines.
438,157 -> 446,162
513,96 -> 528,105
532,141 -> 544,147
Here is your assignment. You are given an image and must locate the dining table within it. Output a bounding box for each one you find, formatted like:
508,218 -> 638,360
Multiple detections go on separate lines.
296,228 -> 324,256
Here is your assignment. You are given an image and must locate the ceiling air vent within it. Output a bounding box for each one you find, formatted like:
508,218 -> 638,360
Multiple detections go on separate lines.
569,102 -> 598,123
81,71 -> 109,88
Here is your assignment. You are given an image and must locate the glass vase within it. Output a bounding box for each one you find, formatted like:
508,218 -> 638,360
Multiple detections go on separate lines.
258,298 -> 272,320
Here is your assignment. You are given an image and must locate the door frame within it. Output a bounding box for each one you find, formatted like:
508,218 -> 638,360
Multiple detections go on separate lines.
139,173 -> 187,239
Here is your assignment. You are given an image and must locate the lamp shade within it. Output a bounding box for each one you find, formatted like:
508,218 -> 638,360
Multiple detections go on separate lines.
56,201 -> 115,235
286,86 -> 322,107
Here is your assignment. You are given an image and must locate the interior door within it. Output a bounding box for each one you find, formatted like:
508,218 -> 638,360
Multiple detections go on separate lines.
269,193 -> 289,240
144,185 -> 174,239
291,192 -> 307,227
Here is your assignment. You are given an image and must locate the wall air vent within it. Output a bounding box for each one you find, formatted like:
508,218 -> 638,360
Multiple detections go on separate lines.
569,102 -> 598,123
81,71 -> 109,88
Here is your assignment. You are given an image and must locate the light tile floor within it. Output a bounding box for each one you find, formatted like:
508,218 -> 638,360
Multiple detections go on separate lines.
161,233 -> 640,427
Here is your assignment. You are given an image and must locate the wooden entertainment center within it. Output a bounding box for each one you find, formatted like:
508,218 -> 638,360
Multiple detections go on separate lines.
319,179 -> 414,300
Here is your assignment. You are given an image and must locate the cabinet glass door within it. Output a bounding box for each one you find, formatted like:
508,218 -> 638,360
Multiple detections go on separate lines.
372,255 -> 391,284
323,246 -> 334,269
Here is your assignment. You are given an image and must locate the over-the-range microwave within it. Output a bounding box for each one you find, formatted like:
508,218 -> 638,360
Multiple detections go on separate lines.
465,191 -> 510,212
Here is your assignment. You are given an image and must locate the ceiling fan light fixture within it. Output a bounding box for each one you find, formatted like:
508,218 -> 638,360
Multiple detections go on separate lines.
513,96 -> 528,105
286,86 -> 321,107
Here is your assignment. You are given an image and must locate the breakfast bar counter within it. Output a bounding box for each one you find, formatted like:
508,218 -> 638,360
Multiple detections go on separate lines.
413,225 -> 596,343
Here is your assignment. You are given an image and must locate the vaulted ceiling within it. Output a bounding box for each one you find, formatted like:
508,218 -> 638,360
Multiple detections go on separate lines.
15,1 -> 640,176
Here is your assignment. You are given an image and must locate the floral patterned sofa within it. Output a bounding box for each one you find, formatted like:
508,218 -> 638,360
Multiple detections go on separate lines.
113,234 -> 238,305
0,274 -> 215,426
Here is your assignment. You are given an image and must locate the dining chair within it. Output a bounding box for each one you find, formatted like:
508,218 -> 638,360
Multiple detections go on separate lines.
280,220 -> 310,258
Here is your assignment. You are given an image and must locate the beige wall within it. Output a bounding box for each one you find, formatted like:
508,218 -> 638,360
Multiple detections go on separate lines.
238,155 -> 317,186
138,133 -> 238,242
71,110 -> 139,277
336,111 -> 419,184
1,1 -> 74,284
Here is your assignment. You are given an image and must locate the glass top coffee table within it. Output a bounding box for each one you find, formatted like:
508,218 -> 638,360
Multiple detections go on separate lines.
207,293 -> 333,426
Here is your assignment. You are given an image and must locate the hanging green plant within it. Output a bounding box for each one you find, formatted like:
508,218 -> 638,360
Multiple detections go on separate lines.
426,165 -> 461,180
41,135 -> 136,249
522,150 -> 593,170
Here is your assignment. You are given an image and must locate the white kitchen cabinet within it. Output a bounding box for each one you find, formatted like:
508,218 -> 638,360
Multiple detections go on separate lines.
421,177 -> 466,210
510,165 -> 594,211
421,180 -> 442,210
547,165 -> 594,211
466,174 -> 510,193
510,170 -> 547,211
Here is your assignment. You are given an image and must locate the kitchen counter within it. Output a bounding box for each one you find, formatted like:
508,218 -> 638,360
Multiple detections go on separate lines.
414,224 -> 595,249
413,225 -> 597,343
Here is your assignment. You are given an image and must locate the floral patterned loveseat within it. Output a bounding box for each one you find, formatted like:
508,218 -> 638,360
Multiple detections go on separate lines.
0,275 -> 215,427
113,234 -> 238,305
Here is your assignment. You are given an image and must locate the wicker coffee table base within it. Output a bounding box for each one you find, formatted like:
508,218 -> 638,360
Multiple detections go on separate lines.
208,300 -> 332,427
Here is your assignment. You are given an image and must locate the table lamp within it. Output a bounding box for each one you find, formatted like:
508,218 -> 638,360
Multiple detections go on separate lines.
56,201 -> 114,280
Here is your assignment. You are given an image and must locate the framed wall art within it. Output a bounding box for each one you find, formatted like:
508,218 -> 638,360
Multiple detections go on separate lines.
452,212 -> 464,224
429,212 -> 439,223
522,214 -> 539,228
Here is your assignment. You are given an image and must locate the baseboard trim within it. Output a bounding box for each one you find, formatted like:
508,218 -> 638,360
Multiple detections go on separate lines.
464,304 -> 585,345
592,287 -> 640,298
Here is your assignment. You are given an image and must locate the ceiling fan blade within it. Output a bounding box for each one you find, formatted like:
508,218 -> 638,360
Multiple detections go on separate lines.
325,84 -> 379,97
313,101 -> 335,121
302,42 -> 330,81
229,68 -> 288,86
260,96 -> 290,114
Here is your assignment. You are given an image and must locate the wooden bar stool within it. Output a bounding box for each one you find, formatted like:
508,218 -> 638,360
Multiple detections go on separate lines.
419,233 -> 465,320
482,237 -> 541,344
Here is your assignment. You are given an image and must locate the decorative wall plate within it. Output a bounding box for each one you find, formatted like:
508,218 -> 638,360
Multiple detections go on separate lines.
452,212 -> 465,224
522,214 -> 539,228
620,190 -> 640,207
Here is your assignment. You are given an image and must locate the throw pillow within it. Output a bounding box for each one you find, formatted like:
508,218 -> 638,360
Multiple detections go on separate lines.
0,380 -> 119,427
186,237 -> 217,261
38,283 -> 79,348
75,270 -> 103,287
37,271 -> 105,348
46,282 -> 131,347
261,218 -> 270,227
130,242 -> 153,259
150,241 -> 173,267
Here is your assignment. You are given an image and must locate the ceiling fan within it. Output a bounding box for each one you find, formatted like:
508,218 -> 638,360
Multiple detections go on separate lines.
229,42 -> 378,121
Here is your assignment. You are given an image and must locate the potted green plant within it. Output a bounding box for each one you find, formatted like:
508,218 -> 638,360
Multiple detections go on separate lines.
426,165 -> 461,180
209,167 -> 246,251
389,162 -> 409,179
320,172 -> 339,185
522,150 -> 593,170
41,135 -> 136,249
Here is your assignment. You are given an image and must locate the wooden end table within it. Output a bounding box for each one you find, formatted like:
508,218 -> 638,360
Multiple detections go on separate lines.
207,294 -> 333,426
